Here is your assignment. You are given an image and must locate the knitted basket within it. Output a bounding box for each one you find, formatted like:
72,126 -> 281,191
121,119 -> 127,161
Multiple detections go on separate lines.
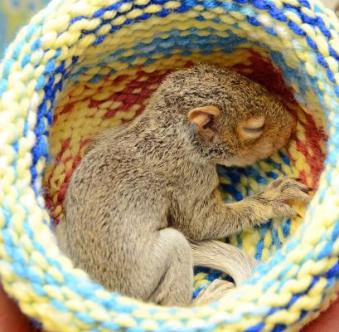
0,0 -> 338,331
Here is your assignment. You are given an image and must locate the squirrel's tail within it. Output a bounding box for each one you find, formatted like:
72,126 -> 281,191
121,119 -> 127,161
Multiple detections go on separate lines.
190,240 -> 257,285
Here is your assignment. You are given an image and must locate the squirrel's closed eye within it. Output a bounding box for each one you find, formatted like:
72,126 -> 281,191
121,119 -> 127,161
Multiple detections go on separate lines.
238,116 -> 265,140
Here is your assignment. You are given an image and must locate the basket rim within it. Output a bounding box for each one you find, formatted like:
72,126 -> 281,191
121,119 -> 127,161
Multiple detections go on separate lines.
0,0 -> 338,331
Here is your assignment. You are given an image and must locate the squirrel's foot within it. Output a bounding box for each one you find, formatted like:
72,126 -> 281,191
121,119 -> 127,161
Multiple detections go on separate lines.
257,177 -> 311,219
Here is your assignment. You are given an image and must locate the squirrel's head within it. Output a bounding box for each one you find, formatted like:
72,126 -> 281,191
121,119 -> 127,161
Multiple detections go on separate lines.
151,64 -> 296,166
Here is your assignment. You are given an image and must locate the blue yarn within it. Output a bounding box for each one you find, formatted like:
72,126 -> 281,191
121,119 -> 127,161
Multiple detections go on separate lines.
11,44 -> 23,61
196,15 -> 206,22
193,266 -> 211,274
316,17 -> 331,39
252,0 -> 270,10
309,276 -> 321,290
109,25 -> 122,33
306,36 -> 318,53
207,270 -> 223,281
332,222 -> 339,242
127,327 -> 148,332
45,75 -> 55,96
334,85 -> 339,98
272,324 -> 286,332
267,306 -> 283,315
301,13 -> 317,25
220,184 -> 243,201
18,220 -> 137,316
152,0 -> 168,4
271,226 -> 281,248
76,312 -> 97,325
192,288 -> 202,298
268,5 -> 287,22
138,12 -> 152,20
299,0 -> 311,8
326,68 -> 335,83
2,20 -> 37,62
285,238 -> 299,252
249,274 -> 323,330
124,18 -> 133,26
12,141 -> 19,153
0,79 -> 7,96
244,322 -> 265,332
288,21 -> 305,36
26,268 -> 47,288
316,52 -> 328,68
106,2 -> 124,11
32,282 -> 47,297
224,168 -> 241,183
93,8 -> 106,18
271,156 -> 286,171
265,26 -> 277,36
70,16 -> 86,24
55,60 -> 66,75
329,47 -> 339,62
30,62 -> 66,179
32,137 -> 48,163
256,222 -> 272,259
93,35 -> 107,46
327,279 -> 336,291
247,16 -> 260,26
203,0 -> 217,9
21,54 -> 31,67
255,239 -> 264,260
216,165 -> 229,177
283,5 -> 336,59
43,59 -> 56,74
34,116 -> 47,135
282,219 -> 291,238
326,262 -> 339,279
235,232 -> 242,248
157,8 -> 171,17
276,266 -> 293,287
299,310 -> 308,321
2,58 -> 15,78
252,249 -> 285,283
71,56 -> 79,65
35,75 -> 46,91
326,147 -> 339,165
264,279 -> 276,292
318,242 -> 333,260
31,39 -> 41,52
247,166 -> 268,184
2,229 -> 47,288
51,299 -> 68,312
219,1 -> 239,11
265,171 -> 279,179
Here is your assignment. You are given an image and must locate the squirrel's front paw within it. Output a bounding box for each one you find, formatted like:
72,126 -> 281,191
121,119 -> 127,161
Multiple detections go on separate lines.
259,177 -> 311,219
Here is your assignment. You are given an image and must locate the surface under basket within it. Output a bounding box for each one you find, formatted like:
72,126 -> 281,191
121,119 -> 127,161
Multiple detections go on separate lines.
0,0 -> 338,331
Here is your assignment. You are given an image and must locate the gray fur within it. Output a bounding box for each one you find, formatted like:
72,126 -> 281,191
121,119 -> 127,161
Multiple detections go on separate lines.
56,64 -> 309,306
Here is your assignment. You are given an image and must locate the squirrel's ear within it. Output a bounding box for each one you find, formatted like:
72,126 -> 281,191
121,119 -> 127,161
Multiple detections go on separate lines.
187,106 -> 220,130
237,116 -> 265,141
188,106 -> 220,142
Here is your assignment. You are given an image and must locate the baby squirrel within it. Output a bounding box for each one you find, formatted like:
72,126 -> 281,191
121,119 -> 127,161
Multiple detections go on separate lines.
56,64 -> 309,306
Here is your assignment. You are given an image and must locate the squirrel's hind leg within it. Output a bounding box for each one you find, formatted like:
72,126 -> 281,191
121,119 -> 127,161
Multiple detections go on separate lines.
147,228 -> 193,306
